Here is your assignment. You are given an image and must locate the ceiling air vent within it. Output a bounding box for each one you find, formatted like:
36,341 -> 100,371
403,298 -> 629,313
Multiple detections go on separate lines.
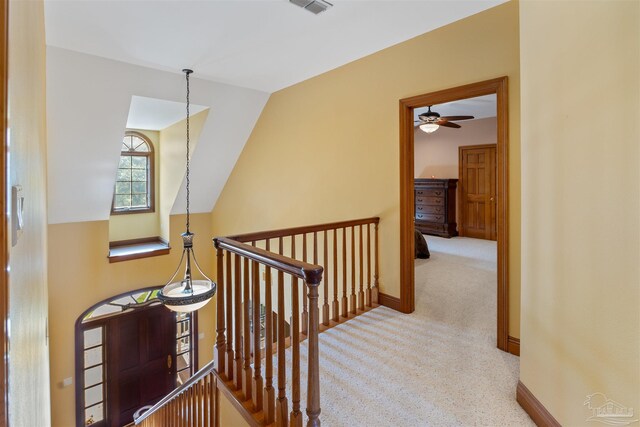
289,0 -> 333,15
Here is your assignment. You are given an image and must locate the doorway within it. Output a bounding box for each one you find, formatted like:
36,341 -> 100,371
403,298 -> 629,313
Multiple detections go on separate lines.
75,288 -> 197,427
398,77 -> 512,353
106,304 -> 175,426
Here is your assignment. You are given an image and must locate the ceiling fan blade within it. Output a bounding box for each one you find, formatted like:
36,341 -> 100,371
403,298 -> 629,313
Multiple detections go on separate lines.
439,121 -> 461,129
439,115 -> 474,121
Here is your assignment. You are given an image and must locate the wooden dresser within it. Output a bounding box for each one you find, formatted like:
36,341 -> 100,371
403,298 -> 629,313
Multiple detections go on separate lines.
414,178 -> 458,238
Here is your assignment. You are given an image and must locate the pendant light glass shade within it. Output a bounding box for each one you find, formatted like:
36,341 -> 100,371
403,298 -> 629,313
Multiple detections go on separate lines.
158,232 -> 216,312
419,123 -> 439,133
158,69 -> 216,312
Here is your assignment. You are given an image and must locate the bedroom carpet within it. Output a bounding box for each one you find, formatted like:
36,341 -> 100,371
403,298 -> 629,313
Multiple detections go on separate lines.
276,235 -> 533,426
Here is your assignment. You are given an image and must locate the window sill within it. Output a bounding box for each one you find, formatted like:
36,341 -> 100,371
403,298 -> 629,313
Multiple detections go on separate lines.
108,237 -> 170,263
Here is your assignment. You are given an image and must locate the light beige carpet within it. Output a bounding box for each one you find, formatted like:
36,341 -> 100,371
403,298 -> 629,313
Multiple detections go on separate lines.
277,235 -> 533,426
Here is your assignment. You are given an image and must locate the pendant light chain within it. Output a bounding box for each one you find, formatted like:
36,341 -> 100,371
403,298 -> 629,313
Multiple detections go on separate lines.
185,69 -> 191,233
157,68 -> 216,313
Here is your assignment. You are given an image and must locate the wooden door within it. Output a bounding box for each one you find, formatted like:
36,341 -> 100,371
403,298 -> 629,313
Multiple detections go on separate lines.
106,305 -> 176,427
459,145 -> 497,240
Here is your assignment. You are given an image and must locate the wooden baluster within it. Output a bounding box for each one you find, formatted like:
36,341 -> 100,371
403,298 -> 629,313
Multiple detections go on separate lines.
263,240 -> 275,424
373,221 -> 379,304
182,391 -> 185,427
313,232 -> 320,329
252,259 -> 264,411
195,386 -> 199,426
366,223 -> 372,307
358,224 -> 365,310
275,237 -> 289,426
211,374 -> 218,427
186,388 -> 191,426
290,264 -> 302,427
193,386 -> 198,427
341,227 -> 348,318
172,393 -> 177,427
301,234 -> 308,335
215,248 -> 226,376
306,281 -> 321,427
322,230 -> 330,326
203,375 -> 209,427
350,226 -> 357,315
242,257 -> 253,401
332,228 -> 339,322
233,254 -> 242,391
225,252 -> 234,380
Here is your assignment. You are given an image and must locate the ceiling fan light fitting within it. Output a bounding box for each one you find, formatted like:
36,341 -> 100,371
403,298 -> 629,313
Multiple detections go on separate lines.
420,123 -> 440,133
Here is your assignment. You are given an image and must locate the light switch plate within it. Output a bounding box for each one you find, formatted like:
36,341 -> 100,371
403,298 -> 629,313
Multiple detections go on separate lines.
11,185 -> 24,247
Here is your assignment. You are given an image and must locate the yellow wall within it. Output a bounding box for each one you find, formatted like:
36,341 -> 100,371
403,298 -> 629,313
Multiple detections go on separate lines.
8,0 -> 51,425
519,0 -> 639,424
48,213 -> 216,427
211,2 -> 522,337
109,129 -> 161,241
159,110 -> 209,241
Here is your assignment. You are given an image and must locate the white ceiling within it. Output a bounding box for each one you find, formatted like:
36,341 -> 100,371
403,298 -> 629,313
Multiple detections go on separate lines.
414,94 -> 496,122
127,96 -> 209,131
44,0 -> 507,93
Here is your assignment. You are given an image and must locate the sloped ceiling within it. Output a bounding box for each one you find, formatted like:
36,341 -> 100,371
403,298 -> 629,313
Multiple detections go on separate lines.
46,47 -> 269,224
44,0 -> 508,224
44,0 -> 507,93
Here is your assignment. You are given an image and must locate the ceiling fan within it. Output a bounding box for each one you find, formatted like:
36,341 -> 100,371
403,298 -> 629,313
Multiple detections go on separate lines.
415,106 -> 474,133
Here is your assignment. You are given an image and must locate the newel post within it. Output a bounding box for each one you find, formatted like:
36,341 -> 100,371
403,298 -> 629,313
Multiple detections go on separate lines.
305,270 -> 322,427
215,246 -> 226,376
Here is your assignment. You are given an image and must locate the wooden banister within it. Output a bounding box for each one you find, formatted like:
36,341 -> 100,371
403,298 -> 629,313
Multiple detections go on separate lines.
135,360 -> 215,425
225,217 -> 379,244
140,217 -> 380,427
214,237 -> 323,285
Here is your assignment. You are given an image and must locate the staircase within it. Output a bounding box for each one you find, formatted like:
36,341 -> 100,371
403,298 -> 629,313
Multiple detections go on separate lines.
135,217 -> 380,427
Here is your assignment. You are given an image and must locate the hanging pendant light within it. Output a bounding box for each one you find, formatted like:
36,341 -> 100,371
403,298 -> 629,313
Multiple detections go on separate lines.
158,69 -> 216,313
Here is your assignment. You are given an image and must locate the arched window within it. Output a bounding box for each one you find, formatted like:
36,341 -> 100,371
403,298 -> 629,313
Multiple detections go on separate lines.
112,132 -> 154,214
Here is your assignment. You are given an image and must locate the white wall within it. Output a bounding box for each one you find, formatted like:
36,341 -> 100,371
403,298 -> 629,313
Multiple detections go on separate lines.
519,0 -> 639,424
46,47 -> 270,224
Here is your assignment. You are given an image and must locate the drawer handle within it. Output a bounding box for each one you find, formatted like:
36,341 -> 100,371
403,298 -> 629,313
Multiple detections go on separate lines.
417,206 -> 423,210
435,191 -> 442,196
435,207 -> 442,212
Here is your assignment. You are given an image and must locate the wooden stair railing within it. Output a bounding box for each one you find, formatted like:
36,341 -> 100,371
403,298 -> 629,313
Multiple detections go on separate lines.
135,360 -> 218,426
136,217 -> 380,427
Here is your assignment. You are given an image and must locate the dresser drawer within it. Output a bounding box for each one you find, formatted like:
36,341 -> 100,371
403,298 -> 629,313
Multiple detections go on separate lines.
415,188 -> 445,198
416,222 -> 446,234
415,205 -> 445,215
415,196 -> 444,206
415,212 -> 445,223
